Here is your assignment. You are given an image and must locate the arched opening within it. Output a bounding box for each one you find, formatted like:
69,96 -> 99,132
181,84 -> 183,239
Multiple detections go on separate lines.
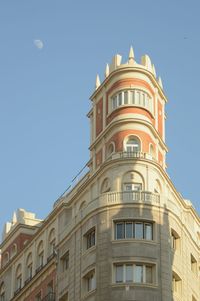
100,178 -> 111,193
37,241 -> 44,270
0,282 -> 5,301
15,264 -> 22,292
48,228 -> 56,257
11,244 -> 17,259
125,136 -> 141,153
107,142 -> 115,158
26,252 -> 33,281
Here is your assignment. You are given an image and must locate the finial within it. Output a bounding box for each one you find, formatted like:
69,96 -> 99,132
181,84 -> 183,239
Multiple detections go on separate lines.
141,55 -> 152,72
128,46 -> 134,63
158,76 -> 163,89
105,64 -> 109,77
152,64 -> 156,77
12,211 -> 17,224
95,74 -> 101,90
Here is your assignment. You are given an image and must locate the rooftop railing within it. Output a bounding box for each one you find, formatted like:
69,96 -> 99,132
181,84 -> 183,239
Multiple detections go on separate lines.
107,151 -> 156,162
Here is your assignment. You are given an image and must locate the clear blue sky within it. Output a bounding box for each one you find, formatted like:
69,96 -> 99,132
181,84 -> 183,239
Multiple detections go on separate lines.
0,1 -> 200,234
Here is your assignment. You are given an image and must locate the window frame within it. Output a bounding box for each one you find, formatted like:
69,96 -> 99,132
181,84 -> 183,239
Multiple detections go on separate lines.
114,220 -> 153,241
113,263 -> 155,285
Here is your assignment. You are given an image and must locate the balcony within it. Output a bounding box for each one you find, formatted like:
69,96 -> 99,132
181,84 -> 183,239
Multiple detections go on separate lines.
106,151 -> 156,162
41,293 -> 55,301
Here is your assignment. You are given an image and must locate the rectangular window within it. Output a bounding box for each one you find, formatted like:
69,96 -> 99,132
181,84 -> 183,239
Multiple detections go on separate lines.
145,265 -> 153,283
135,223 -> 143,239
115,221 -> 153,240
61,251 -> 69,272
125,222 -> 133,239
144,223 -> 153,240
124,91 -> 128,104
134,265 -> 143,283
116,265 -> 123,283
114,263 -> 154,285
86,228 -> 96,249
118,92 -> 122,106
125,265 -> 133,282
171,229 -> 180,250
115,223 -> 124,239
84,270 -> 96,293
112,95 -> 117,110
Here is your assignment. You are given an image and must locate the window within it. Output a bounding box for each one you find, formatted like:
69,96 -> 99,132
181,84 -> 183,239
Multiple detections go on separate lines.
35,292 -> 42,301
48,228 -> 56,258
47,281 -> 54,293
124,183 -> 142,191
114,263 -> 154,284
37,241 -> 44,271
11,244 -> 17,259
110,89 -> 153,113
0,282 -> 5,301
191,254 -> 197,274
26,253 -> 33,281
115,221 -> 153,240
85,228 -> 95,249
84,270 -> 96,293
15,264 -> 22,292
171,229 -> 180,250
125,137 -> 140,153
61,251 -> 69,272
172,271 -> 181,295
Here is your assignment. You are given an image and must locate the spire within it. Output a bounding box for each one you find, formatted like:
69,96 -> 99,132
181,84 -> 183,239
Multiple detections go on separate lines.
95,74 -> 101,90
141,55 -> 153,72
152,64 -> 156,77
128,46 -> 134,63
105,64 -> 109,78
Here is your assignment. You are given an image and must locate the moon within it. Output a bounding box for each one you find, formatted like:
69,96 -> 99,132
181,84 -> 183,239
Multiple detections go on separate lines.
34,39 -> 44,49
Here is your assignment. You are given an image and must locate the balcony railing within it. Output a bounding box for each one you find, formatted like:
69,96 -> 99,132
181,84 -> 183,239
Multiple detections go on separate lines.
107,151 -> 156,162
41,292 -> 55,301
103,191 -> 160,205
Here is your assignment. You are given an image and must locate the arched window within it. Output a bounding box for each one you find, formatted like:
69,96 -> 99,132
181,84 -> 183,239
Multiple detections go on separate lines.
100,178 -> 111,193
26,253 -> 33,281
107,142 -> 115,158
0,282 -> 5,301
3,252 -> 9,266
125,136 -> 141,153
149,144 -> 155,158
11,244 -> 17,259
15,264 -> 22,292
37,241 -> 44,270
48,229 -> 56,257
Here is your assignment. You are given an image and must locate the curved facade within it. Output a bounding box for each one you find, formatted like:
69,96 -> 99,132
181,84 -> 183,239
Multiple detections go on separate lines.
0,48 -> 199,301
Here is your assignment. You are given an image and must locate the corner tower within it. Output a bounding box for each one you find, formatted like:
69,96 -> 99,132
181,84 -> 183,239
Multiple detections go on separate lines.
88,47 -> 167,173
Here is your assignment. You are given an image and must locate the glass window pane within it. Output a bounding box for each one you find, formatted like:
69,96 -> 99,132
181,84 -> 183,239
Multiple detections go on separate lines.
118,93 -> 122,106
146,266 -> 152,283
130,91 -> 135,104
116,223 -> 124,239
134,265 -> 143,283
135,223 -> 143,239
116,265 -> 123,283
132,184 -> 142,191
145,224 -> 152,240
126,265 -> 133,282
125,223 -> 133,238
124,184 -> 132,191
124,91 -> 128,104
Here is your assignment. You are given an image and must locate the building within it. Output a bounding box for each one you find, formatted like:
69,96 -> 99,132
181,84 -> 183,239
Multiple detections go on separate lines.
0,47 -> 200,301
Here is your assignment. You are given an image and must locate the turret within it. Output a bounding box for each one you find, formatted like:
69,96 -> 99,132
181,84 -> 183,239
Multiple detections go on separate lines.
88,47 -> 168,173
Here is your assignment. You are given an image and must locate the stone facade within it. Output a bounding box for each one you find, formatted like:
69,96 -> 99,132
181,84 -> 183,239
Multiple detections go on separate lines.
0,47 -> 199,301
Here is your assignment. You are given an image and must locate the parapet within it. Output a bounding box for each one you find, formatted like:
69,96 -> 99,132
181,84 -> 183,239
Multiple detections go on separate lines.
2,208 -> 42,241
